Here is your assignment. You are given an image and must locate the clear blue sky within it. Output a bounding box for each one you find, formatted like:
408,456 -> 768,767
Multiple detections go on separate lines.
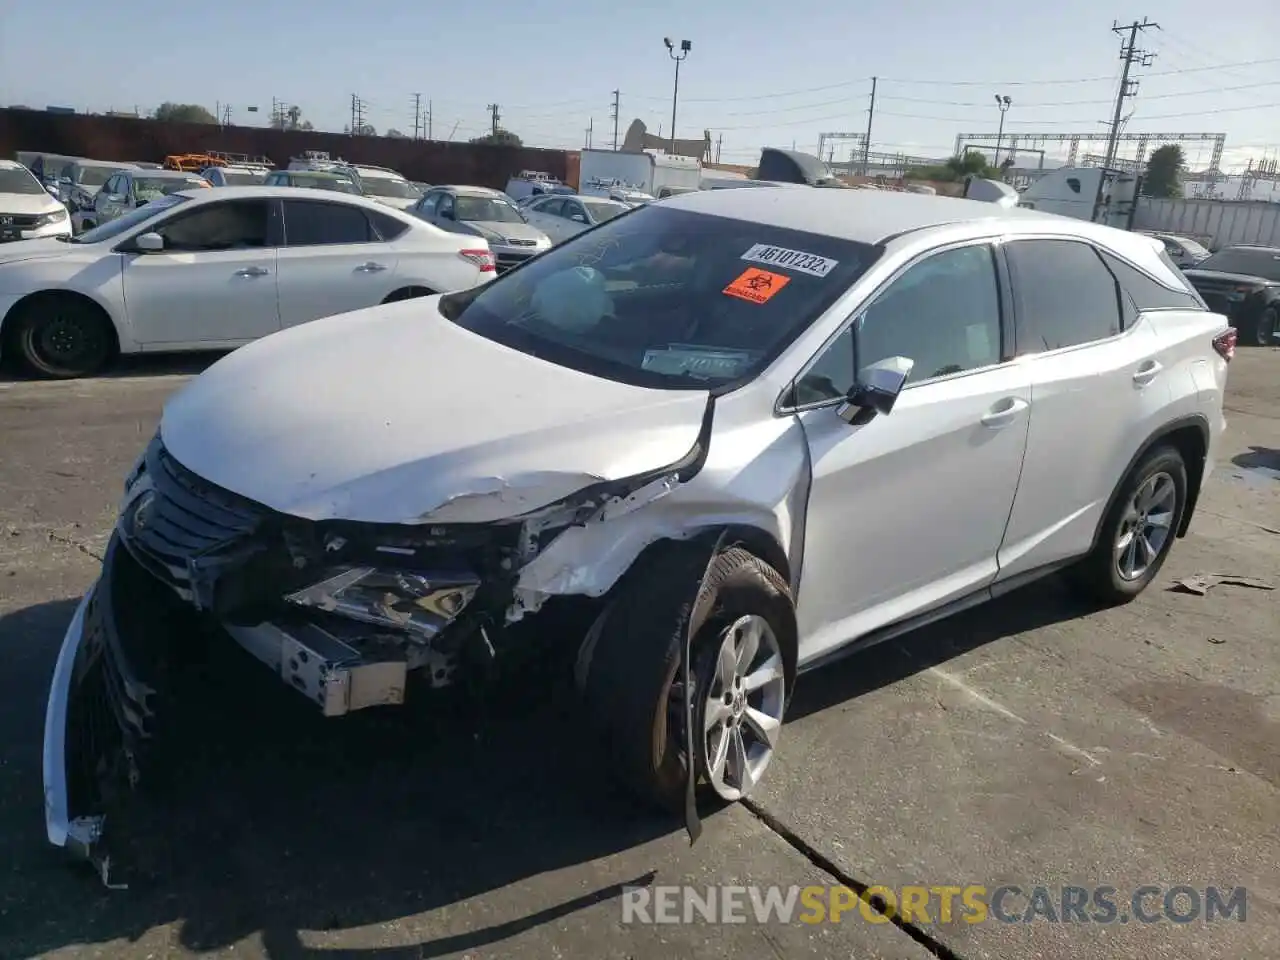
2,0 -> 1278,171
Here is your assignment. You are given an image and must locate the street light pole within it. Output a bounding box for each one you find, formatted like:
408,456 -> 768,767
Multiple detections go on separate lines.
664,37 -> 691,155
993,94 -> 1012,169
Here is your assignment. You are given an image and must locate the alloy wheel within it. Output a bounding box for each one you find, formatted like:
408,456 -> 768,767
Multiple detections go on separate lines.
699,614 -> 787,801
1114,471 -> 1177,581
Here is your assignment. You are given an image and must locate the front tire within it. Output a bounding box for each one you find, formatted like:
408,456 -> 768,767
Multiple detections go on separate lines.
1251,306 -> 1278,347
10,295 -> 115,378
1069,445 -> 1187,604
580,544 -> 796,811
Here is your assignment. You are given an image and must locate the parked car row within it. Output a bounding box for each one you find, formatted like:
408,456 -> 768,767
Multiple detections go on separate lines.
0,185 -> 497,377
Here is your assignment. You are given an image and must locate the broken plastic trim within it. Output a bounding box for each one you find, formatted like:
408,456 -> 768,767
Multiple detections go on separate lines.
683,528 -> 730,846
518,395 -> 715,537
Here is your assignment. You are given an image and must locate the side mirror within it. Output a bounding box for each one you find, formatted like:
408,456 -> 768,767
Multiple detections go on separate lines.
106,193 -> 125,203
570,214 -> 587,223
45,184 -> 59,197
134,232 -> 165,252
836,355 -> 914,425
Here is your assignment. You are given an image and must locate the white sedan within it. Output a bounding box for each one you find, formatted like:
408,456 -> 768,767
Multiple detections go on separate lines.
0,186 -> 496,377
520,193 -> 630,244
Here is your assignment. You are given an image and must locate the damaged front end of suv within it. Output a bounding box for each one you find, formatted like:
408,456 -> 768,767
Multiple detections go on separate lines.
44,398 -> 720,882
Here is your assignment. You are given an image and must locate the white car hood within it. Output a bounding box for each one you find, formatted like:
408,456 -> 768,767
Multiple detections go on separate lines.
0,192 -> 63,216
160,299 -> 710,524
0,237 -> 75,265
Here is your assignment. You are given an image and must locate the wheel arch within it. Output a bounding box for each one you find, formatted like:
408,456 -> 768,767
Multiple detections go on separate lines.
1,288 -> 123,364
381,285 -> 437,304
1089,414 -> 1210,552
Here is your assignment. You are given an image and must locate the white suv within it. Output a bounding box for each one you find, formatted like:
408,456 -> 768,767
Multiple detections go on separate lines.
44,188 -> 1232,865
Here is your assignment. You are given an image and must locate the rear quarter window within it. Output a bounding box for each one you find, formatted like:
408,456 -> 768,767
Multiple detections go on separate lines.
1099,250 -> 1207,312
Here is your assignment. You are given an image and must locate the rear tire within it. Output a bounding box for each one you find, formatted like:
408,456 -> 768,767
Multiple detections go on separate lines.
1068,445 -> 1187,605
1251,306 -> 1278,347
10,294 -> 115,378
580,544 -> 796,812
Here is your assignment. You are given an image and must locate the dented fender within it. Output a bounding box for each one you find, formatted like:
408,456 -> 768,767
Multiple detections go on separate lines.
510,408 -> 812,618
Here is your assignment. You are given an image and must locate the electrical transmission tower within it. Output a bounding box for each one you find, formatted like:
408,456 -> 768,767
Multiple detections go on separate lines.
610,89 -> 620,151
350,94 -> 366,135
487,103 -> 501,136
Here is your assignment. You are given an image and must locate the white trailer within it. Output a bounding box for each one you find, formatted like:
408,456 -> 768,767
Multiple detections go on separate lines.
577,149 -> 702,200
1132,197 -> 1280,252
1013,166 -> 1141,229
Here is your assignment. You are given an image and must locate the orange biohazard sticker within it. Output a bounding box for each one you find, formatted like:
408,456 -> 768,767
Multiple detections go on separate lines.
723,267 -> 790,304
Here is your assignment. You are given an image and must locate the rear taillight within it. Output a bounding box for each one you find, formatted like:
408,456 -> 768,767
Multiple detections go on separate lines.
1212,327 -> 1237,362
459,248 -> 496,273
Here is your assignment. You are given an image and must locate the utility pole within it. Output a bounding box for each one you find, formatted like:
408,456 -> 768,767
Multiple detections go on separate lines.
610,89 -> 620,151
487,103 -> 501,136
716,133 -> 722,163
350,94 -> 368,135
412,93 -> 422,140
222,104 -> 232,128
663,38 -> 692,155
1094,17 -> 1158,220
427,100 -> 433,140
862,76 -> 876,175
585,117 -> 593,149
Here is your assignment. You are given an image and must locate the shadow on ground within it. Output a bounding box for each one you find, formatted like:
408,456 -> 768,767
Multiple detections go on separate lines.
0,352 -> 224,383
1231,445 -> 1279,473
0,576 -> 1097,958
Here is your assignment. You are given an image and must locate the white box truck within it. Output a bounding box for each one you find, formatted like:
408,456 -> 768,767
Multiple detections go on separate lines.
577,149 -> 702,201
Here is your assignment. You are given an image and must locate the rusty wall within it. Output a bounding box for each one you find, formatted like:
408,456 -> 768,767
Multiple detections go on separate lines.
0,109 -> 573,189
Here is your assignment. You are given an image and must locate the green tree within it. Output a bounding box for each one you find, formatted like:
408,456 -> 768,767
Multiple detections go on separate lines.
1143,144 -> 1185,198
907,152 -> 998,183
346,123 -> 377,136
153,102 -> 218,124
275,105 -> 314,131
470,129 -> 522,147
385,127 -> 408,138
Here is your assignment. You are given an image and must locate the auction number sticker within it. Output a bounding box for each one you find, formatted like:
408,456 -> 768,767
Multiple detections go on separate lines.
723,267 -> 790,304
740,243 -> 838,278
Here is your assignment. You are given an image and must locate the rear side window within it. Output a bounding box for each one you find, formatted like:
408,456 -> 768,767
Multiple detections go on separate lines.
1098,250 -> 1205,311
1005,239 -> 1122,352
282,200 -> 374,246
369,209 -> 409,241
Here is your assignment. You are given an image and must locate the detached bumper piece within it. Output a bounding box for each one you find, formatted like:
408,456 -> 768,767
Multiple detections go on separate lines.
44,533 -> 189,888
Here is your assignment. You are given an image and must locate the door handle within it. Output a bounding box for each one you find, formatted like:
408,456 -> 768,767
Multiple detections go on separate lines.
234,266 -> 270,277
980,397 -> 1029,428
355,261 -> 387,273
1132,360 -> 1163,385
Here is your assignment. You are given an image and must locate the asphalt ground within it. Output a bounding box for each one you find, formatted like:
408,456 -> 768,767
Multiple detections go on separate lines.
0,348 -> 1276,960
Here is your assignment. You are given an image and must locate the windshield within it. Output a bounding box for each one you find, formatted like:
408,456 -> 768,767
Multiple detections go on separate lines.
135,176 -> 206,200
223,171 -> 268,186
584,200 -> 628,223
455,195 -> 524,223
72,194 -> 189,243
1196,248 -> 1280,282
360,176 -> 419,199
76,166 -> 123,187
0,167 -> 45,195
440,204 -> 880,390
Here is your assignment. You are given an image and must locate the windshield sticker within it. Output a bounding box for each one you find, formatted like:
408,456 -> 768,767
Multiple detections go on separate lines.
740,243 -> 838,278
642,346 -> 752,378
723,267 -> 790,304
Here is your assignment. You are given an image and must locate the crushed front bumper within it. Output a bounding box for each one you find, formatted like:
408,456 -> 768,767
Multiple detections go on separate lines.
42,532 -> 171,884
